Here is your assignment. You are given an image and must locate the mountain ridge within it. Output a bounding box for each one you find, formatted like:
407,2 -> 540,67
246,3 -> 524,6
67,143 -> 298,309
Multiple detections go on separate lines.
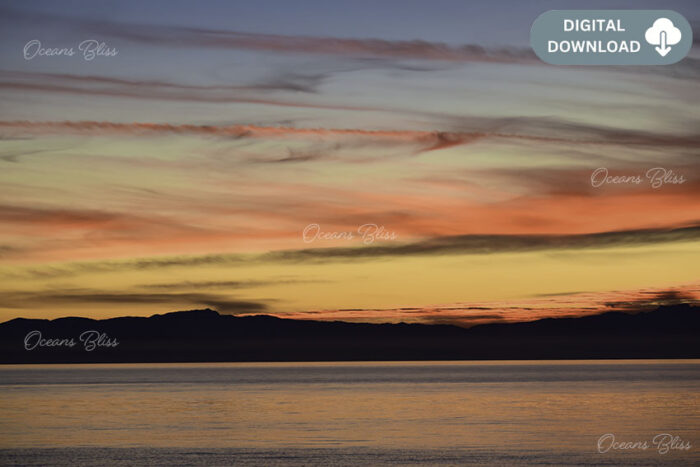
0,304 -> 697,363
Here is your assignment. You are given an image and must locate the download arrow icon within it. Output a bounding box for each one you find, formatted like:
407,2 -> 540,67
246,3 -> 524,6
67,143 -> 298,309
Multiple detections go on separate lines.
655,30 -> 671,56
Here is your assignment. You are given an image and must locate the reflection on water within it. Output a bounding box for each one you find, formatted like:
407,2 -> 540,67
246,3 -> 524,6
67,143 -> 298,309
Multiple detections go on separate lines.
0,360 -> 698,465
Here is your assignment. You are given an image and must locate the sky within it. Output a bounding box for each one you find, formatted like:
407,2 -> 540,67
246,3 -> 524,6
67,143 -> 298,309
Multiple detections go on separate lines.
0,0 -> 698,326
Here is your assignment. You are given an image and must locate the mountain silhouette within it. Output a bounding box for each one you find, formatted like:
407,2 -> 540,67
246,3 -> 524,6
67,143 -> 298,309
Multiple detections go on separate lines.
0,304 -> 697,363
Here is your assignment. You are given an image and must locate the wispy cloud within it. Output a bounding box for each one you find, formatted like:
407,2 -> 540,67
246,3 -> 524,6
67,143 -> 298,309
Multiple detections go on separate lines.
0,71 -> 377,111
2,119 -> 699,152
4,224 -> 698,280
269,284 -> 700,327
1,289 -> 269,314
142,278 -> 327,290
261,224 -> 700,261
604,289 -> 699,310
0,7 -> 537,65
0,203 -> 222,239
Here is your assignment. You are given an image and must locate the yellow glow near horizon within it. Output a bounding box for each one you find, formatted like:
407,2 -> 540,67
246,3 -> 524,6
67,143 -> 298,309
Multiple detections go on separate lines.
1,240 -> 697,323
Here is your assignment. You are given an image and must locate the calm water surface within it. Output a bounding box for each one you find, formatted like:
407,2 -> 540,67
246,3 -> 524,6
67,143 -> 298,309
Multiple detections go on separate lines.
0,360 -> 698,466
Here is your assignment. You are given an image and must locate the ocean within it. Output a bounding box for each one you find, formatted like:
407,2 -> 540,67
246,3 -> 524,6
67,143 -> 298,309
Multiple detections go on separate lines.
1,360 -> 698,466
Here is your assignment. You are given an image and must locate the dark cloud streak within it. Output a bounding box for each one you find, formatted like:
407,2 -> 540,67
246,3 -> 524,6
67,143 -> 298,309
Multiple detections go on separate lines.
1,290 -> 269,314
5,224 -> 699,279
0,71 -> 376,111
2,119 -> 699,153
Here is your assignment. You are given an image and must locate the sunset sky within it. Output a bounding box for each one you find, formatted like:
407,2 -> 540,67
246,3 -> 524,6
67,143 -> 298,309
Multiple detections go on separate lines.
0,0 -> 698,326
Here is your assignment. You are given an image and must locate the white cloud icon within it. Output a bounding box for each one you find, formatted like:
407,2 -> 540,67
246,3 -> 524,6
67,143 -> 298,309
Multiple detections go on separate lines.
645,18 -> 682,46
